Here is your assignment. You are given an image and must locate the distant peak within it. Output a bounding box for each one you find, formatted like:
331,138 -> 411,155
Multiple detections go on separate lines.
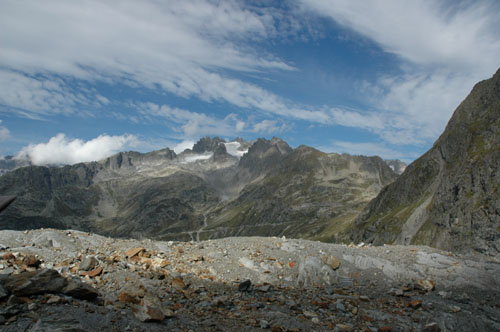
192,137 -> 226,153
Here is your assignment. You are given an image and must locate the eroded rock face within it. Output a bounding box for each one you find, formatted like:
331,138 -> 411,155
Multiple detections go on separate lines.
352,68 -> 500,255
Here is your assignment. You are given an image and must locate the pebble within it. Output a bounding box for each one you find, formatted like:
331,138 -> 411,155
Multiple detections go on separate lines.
260,320 -> 270,329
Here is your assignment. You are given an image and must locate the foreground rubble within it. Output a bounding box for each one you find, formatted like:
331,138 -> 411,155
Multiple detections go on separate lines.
0,229 -> 499,331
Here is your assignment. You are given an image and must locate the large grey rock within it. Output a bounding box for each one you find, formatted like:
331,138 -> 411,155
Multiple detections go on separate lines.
4,269 -> 67,296
63,278 -> 99,300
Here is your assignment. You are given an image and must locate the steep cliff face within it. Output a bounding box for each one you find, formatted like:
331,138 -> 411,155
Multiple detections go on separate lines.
352,68 -> 500,255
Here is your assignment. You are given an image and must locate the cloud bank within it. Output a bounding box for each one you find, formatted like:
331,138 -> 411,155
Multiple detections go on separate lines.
15,134 -> 138,166
0,0 -> 305,121
301,0 -> 500,144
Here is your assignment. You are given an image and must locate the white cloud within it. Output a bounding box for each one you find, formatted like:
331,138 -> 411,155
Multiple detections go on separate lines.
328,108 -> 384,131
0,120 -> 10,141
0,69 -> 110,118
173,140 -> 195,154
301,0 -> 500,145
0,1 -> 311,120
136,102 -> 247,138
251,119 -> 287,134
300,0 -> 500,71
323,140 -> 417,161
136,101 -> 296,138
15,133 -> 139,165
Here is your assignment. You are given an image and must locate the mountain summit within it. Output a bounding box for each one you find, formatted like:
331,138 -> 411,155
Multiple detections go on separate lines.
0,137 -> 397,242
351,68 -> 500,255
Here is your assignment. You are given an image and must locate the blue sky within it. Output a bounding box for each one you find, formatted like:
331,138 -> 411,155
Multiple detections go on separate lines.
1,0 -> 500,165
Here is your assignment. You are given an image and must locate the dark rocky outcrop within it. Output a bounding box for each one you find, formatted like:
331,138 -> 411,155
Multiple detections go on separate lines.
351,68 -> 500,255
192,136 -> 226,153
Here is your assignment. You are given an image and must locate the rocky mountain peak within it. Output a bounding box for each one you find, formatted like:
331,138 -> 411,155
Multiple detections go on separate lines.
192,136 -> 226,153
351,67 -> 500,255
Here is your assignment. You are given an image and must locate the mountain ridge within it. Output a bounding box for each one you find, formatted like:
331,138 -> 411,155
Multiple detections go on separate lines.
350,68 -> 500,255
0,137 -> 398,242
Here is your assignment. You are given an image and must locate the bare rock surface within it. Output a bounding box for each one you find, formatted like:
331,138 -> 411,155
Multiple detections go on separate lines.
0,229 -> 499,331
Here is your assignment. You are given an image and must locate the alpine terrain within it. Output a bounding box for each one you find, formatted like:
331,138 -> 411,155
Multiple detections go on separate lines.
351,68 -> 500,256
0,137 -> 397,243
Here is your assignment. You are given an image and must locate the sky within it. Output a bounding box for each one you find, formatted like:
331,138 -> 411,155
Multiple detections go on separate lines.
1,0 -> 500,165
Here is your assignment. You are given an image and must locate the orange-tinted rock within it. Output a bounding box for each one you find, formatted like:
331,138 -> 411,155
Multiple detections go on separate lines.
410,299 -> 422,309
125,248 -> 145,258
117,291 -> 141,304
416,279 -> 435,291
172,278 -> 186,290
377,327 -> 392,332
79,266 -> 103,278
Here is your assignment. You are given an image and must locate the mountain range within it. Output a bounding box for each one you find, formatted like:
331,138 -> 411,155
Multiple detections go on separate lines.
1,68 -> 499,257
0,137 -> 399,242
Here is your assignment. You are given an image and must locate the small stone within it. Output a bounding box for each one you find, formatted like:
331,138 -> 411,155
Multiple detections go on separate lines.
449,305 -> 461,312
302,310 -> 317,318
117,291 -> 141,304
423,323 -> 441,332
410,299 -> 422,309
377,327 -> 391,332
79,256 -> 98,271
335,324 -> 351,331
238,279 -> 252,292
172,278 -> 187,290
260,320 -> 270,329
22,254 -> 41,268
359,295 -> 370,302
134,305 -> 165,322
336,302 -> 346,312
46,295 -> 61,304
28,302 -> 39,311
79,266 -> 103,278
3,252 -> 15,260
322,255 -> 340,270
311,317 -> 320,324
213,296 -> 232,307
256,284 -> 272,292
416,279 -> 435,291
125,248 -> 145,258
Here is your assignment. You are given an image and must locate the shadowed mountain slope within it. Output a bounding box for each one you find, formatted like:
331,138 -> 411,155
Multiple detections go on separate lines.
351,68 -> 500,255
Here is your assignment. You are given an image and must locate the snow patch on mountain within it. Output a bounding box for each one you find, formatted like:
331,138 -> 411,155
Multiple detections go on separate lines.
224,142 -> 247,158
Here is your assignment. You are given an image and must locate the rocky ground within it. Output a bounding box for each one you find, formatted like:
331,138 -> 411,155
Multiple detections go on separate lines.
0,229 -> 499,332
